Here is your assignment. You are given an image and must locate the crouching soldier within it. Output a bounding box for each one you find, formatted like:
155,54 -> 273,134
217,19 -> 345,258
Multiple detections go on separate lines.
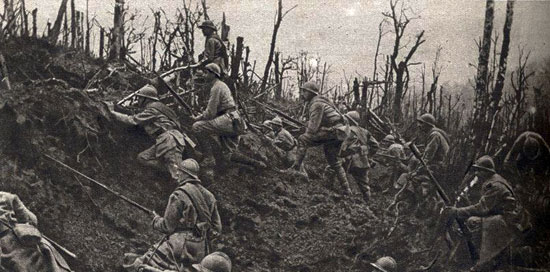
0,191 -> 72,272
107,83 -> 191,180
270,116 -> 299,167
124,159 -> 222,272
446,155 -> 527,271
193,251 -> 232,272
291,81 -> 352,196
337,111 -> 379,203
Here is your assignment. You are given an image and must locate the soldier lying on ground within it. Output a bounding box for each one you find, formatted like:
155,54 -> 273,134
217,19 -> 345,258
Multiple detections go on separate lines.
290,81 -> 352,196
123,159 -> 222,272
0,191 -> 73,272
445,155 -> 529,272
107,83 -> 192,180
337,111 -> 379,203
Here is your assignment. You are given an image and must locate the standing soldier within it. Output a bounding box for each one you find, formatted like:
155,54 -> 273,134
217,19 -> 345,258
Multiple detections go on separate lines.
338,111 -> 379,203
414,113 -> 451,193
196,20 -> 228,74
192,63 -> 245,170
0,191 -> 73,272
107,83 -> 190,180
446,155 -> 524,271
124,159 -> 222,272
290,81 -> 352,196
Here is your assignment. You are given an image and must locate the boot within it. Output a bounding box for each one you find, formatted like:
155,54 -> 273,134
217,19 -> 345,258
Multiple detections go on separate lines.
335,167 -> 352,196
290,146 -> 307,171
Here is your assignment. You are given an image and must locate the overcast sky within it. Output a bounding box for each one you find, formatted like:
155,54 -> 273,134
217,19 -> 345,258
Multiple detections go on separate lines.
27,0 -> 550,88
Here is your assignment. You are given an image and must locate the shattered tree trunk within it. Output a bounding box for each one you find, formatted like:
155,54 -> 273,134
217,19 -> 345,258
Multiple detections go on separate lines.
273,52 -> 281,98
85,0 -> 90,54
260,0 -> 284,93
31,8 -> 37,38
48,0 -> 69,44
20,0 -> 27,36
352,78 -> 360,108
70,0 -> 75,47
99,28 -> 104,59
472,0 -> 495,152
230,36 -> 244,81
152,12 -> 160,71
109,0 -> 125,60
63,8 -> 68,46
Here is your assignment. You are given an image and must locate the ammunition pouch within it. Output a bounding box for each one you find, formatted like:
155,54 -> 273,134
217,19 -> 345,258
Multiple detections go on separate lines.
13,223 -> 42,246
228,111 -> 246,135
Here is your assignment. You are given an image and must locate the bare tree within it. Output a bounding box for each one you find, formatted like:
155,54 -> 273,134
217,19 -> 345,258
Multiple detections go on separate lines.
48,0 -> 69,44
382,0 -> 425,122
259,0 -> 296,92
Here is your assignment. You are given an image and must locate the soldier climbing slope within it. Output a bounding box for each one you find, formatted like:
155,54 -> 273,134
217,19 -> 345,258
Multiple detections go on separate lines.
379,134 -> 408,189
196,20 -> 228,75
123,159 -> 222,272
107,83 -> 191,180
337,111 -> 379,203
290,81 -> 352,196
192,63 -> 247,171
0,191 -> 73,272
445,155 -> 527,271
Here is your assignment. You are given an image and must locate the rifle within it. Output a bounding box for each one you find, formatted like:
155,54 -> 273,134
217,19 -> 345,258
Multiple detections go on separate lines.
154,72 -> 197,118
159,64 -> 198,78
409,143 -> 479,262
0,220 -> 77,259
44,154 -> 154,215
252,99 -> 305,128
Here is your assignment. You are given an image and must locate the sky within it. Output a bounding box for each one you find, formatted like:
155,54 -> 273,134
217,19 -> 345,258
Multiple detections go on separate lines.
25,0 -> 550,88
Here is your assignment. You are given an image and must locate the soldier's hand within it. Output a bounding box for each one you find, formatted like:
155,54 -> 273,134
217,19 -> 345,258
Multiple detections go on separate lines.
102,101 -> 115,112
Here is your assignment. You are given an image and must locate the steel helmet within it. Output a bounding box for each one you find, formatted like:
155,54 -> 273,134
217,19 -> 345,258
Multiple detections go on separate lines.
262,120 -> 272,127
198,20 -> 217,31
192,251 -> 232,272
178,158 -> 200,179
523,136 -> 540,160
416,113 -> 436,127
299,81 -> 320,96
472,155 -> 496,173
271,116 -> 283,127
205,63 -> 222,78
135,85 -> 159,101
370,256 -> 397,272
383,134 -> 396,143
344,111 -> 360,126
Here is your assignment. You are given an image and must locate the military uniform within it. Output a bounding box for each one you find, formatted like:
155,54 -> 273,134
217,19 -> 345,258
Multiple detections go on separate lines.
338,124 -> 379,202
294,89 -> 351,195
202,33 -> 228,73
113,90 -> 188,179
413,127 -> 450,194
455,174 -> 521,270
0,192 -> 72,272
192,79 -> 240,137
124,179 -> 222,272
504,131 -> 550,177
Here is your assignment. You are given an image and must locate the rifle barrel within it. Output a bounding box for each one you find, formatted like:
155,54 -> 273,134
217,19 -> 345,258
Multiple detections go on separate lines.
44,154 -> 154,215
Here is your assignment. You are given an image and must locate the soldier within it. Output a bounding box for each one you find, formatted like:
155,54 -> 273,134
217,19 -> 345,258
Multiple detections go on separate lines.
0,191 -> 72,272
370,256 -> 397,272
504,131 -> 550,177
446,155 -> 523,271
270,116 -> 299,167
196,20 -> 228,74
337,111 -> 379,203
290,81 -> 352,196
192,251 -> 232,272
192,63 -> 245,169
107,83 -> 190,180
124,159 -> 222,272
413,113 -> 451,194
380,134 -> 408,189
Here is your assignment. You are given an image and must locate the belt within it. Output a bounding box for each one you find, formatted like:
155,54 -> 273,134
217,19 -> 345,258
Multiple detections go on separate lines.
217,107 -> 237,116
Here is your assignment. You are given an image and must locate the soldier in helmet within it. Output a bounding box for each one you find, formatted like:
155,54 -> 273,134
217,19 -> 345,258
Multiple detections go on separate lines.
193,251 -> 232,272
379,134 -> 408,189
0,192 -> 73,272
196,20 -> 228,74
337,111 -> 379,203
504,131 -> 550,178
192,63 -> 245,170
446,155 -> 523,271
370,256 -> 397,272
124,159 -> 222,272
291,81 -> 352,196
107,83 -> 191,180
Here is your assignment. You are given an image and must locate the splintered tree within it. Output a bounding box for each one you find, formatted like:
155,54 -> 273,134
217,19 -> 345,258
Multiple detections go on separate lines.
259,0 -> 296,93
109,0 -> 125,60
382,0 -> 425,123
48,0 -> 69,44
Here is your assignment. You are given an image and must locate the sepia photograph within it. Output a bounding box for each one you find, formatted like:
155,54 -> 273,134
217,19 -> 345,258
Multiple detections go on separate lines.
1,0 -> 549,271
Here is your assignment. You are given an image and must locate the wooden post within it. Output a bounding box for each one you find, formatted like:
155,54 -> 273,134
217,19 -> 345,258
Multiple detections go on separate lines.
47,21 -> 51,37
70,0 -> 75,47
221,12 -> 230,41
99,27 -> 104,59
31,8 -> 37,38
352,78 -> 360,108
230,36 -> 244,80
80,11 -> 84,49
